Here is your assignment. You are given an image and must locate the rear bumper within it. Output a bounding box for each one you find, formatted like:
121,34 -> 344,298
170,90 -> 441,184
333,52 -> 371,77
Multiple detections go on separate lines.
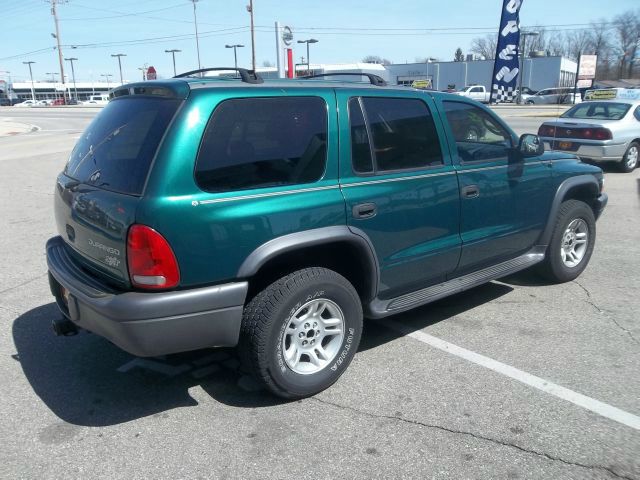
542,139 -> 627,161
46,236 -> 248,357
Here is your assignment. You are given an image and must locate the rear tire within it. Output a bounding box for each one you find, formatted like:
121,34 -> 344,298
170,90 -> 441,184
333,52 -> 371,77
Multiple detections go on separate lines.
538,200 -> 596,283
239,267 -> 362,399
619,142 -> 639,173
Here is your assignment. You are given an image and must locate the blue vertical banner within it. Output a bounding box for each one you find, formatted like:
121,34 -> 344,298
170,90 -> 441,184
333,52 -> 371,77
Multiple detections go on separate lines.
490,0 -> 523,103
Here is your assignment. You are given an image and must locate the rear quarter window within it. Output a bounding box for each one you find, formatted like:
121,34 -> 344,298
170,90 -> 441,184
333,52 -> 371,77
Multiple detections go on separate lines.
65,97 -> 180,196
195,97 -> 328,193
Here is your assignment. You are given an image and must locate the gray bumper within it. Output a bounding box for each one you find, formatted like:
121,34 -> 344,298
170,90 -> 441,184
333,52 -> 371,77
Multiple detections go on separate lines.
46,236 -> 248,357
542,139 -> 627,161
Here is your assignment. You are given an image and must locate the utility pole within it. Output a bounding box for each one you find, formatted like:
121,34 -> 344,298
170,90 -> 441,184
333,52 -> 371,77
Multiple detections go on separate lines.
190,0 -> 202,71
50,0 -> 67,104
23,61 -> 36,101
247,0 -> 256,71
165,49 -> 181,76
138,67 -> 147,81
111,53 -> 126,85
517,31 -> 539,104
65,57 -> 78,100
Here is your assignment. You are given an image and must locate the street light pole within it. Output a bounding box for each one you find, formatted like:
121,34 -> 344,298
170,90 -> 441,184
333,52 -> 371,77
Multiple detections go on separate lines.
101,74 -> 112,90
190,0 -> 202,71
111,54 -> 126,85
225,44 -> 245,75
165,49 -> 181,76
517,31 -> 538,104
65,57 -> 78,100
23,61 -> 36,101
297,39 -> 318,73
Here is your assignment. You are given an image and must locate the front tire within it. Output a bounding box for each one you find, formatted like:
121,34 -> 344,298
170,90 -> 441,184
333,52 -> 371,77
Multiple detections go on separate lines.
619,142 -> 639,173
538,200 -> 596,283
239,268 -> 363,399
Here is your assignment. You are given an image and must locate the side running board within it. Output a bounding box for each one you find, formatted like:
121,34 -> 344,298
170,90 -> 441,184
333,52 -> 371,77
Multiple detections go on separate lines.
366,247 -> 546,318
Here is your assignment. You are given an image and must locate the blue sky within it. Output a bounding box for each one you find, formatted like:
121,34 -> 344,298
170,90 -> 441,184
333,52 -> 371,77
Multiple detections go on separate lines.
1,0 -> 638,83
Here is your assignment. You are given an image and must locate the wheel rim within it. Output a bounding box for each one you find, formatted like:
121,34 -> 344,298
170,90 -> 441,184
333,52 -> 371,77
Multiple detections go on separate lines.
560,218 -> 589,268
281,298 -> 345,375
625,146 -> 638,169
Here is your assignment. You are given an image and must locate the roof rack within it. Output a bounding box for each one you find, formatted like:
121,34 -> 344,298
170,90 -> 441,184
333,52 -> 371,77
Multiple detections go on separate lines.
174,67 -> 263,84
302,72 -> 387,86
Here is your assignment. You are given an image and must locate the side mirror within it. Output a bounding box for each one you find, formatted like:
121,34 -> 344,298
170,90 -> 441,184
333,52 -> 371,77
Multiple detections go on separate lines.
518,134 -> 544,157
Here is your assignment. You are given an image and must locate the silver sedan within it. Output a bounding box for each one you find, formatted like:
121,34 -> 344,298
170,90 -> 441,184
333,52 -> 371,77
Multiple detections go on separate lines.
538,99 -> 640,172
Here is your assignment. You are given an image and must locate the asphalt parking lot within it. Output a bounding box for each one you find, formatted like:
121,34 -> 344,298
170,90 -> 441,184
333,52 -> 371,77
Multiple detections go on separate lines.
1,106 -> 639,479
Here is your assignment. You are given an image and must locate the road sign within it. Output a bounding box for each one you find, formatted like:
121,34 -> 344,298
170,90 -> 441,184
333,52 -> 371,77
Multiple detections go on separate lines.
147,66 -> 157,80
577,55 -> 597,80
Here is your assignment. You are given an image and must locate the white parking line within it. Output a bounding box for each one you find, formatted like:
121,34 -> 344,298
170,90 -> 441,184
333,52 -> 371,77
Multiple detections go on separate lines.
379,320 -> 640,431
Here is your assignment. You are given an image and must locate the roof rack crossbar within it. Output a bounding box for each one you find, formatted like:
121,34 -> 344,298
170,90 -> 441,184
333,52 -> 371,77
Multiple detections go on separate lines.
174,67 -> 263,84
301,72 -> 387,86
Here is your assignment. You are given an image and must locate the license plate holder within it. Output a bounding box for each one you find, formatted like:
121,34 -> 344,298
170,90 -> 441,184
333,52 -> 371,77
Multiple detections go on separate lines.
558,141 -> 573,150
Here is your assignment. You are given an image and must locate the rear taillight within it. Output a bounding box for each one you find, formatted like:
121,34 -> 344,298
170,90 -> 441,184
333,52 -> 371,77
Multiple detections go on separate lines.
127,224 -> 180,290
592,128 -> 612,140
538,125 -> 556,137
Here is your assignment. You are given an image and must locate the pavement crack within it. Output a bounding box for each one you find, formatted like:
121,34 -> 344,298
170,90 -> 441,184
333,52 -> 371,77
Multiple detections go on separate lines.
311,397 -> 636,480
0,273 -> 48,296
572,280 -> 640,347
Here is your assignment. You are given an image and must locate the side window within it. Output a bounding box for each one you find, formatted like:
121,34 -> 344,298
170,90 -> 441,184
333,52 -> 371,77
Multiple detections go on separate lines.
358,97 -> 443,172
471,87 -> 483,93
442,101 -> 512,163
195,97 -> 327,193
634,106 -> 640,122
348,98 -> 374,174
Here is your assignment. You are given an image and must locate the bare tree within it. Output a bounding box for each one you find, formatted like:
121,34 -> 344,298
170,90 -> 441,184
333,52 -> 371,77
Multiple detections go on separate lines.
362,55 -> 392,66
613,10 -> 640,77
587,19 -> 613,79
261,60 -> 275,67
564,29 -> 592,60
470,34 -> 497,60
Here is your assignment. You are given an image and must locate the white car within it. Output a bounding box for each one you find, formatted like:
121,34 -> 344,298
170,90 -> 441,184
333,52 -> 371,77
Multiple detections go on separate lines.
14,100 -> 40,107
525,87 -> 582,105
538,89 -> 640,172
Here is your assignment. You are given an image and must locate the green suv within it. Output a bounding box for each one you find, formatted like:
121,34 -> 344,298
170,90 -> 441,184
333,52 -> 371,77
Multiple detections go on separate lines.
46,69 -> 608,399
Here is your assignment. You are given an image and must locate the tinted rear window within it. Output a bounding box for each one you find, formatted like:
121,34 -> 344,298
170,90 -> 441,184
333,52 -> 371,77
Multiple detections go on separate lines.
65,97 -> 180,195
195,97 -> 327,193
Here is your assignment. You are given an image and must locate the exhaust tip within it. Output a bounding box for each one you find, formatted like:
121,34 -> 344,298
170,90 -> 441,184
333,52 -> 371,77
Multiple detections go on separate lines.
52,318 -> 78,337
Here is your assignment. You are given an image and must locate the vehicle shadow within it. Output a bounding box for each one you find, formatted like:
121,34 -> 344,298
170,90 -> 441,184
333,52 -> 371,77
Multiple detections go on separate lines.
14,282 -> 514,427
359,281 -> 513,352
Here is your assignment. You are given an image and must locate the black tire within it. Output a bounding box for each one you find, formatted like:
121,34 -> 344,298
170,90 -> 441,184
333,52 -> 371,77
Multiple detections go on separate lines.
538,200 -> 596,283
239,267 -> 363,399
619,142 -> 639,173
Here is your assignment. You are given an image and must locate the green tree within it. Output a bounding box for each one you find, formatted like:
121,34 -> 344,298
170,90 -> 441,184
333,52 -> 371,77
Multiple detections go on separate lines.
454,47 -> 464,62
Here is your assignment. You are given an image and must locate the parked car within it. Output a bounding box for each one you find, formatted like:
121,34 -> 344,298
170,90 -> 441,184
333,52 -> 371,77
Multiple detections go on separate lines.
452,84 -> 491,103
46,69 -> 607,399
14,99 -> 39,107
538,90 -> 640,172
85,94 -> 109,105
525,87 -> 582,105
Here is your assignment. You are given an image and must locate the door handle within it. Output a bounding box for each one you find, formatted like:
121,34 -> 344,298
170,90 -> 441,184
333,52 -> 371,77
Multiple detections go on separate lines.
462,185 -> 480,199
352,202 -> 377,219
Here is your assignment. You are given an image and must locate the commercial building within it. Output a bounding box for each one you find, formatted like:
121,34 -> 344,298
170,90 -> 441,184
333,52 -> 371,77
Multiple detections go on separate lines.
2,81 -> 121,101
385,56 -> 578,91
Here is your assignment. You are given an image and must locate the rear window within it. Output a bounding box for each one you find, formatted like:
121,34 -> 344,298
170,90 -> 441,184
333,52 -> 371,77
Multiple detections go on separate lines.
195,97 -> 327,193
65,97 -> 180,195
561,102 -> 631,120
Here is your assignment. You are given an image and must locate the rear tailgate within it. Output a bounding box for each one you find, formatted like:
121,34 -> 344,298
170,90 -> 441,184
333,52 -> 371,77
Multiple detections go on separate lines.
55,94 -> 182,287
